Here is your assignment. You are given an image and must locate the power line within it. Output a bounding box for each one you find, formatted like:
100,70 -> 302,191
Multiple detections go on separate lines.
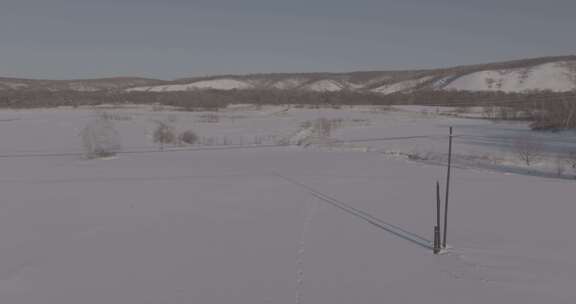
0,173 -> 249,185
454,134 -> 576,145
0,143 -> 284,159
333,135 -> 445,143
0,135 -> 454,159
1,132 -> 575,159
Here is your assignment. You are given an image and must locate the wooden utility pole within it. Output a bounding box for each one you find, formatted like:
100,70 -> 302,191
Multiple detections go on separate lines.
442,127 -> 453,249
434,181 -> 442,254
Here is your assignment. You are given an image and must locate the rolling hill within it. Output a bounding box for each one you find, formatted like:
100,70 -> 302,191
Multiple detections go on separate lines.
127,56 -> 576,94
0,77 -> 166,91
2,56 -> 575,94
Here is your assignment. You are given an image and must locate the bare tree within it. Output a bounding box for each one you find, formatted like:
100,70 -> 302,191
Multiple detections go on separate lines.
567,151 -> 576,169
153,121 -> 176,151
80,112 -> 122,159
512,135 -> 543,166
312,118 -> 334,138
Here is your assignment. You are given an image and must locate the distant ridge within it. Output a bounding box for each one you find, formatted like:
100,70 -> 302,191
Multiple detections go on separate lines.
0,77 -> 166,91
127,55 -> 576,94
3,55 -> 576,94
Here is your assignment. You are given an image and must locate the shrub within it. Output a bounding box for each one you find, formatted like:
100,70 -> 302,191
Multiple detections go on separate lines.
153,121 -> 177,150
80,114 -> 122,159
179,130 -> 199,145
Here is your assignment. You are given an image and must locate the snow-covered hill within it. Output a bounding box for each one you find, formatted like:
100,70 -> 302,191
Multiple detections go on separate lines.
124,56 -> 576,94
127,79 -> 254,92
444,61 -> 576,92
371,76 -> 434,94
0,77 -> 165,92
2,56 -> 576,94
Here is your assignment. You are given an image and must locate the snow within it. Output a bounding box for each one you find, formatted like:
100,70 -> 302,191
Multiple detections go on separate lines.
124,60 -> 576,94
68,83 -> 100,92
185,79 -> 253,90
1,82 -> 29,90
444,61 -> 576,92
431,76 -> 452,89
128,79 -> 253,92
371,76 -> 433,94
272,78 -> 307,89
304,79 -> 344,92
0,105 -> 575,303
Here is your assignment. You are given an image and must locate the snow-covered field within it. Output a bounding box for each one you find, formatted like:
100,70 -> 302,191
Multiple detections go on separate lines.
0,105 -> 575,303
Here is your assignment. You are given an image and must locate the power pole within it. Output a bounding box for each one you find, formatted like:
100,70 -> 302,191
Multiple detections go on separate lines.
434,181 -> 442,254
443,127 -> 453,249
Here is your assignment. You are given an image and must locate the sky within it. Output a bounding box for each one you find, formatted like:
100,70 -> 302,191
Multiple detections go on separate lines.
1,0 -> 575,80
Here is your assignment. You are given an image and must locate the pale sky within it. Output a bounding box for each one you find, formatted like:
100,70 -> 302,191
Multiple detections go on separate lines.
1,0 -> 575,80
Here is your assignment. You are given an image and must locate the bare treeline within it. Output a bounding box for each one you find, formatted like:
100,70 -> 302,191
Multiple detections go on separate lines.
0,88 -> 392,109
1,88 -> 574,130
